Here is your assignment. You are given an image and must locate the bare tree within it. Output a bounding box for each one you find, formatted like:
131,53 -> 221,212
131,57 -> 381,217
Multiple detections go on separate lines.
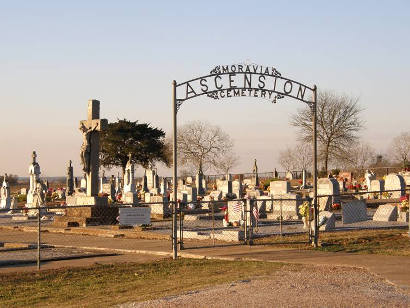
389,132 -> 410,167
278,143 -> 312,171
176,121 -> 234,172
278,147 -> 296,171
338,141 -> 375,170
215,152 -> 239,175
291,90 -> 363,173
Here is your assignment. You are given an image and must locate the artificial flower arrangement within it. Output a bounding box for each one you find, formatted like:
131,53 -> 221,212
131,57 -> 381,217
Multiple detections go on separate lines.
331,203 -> 341,210
399,199 -> 409,213
299,201 -> 313,220
382,191 -> 392,199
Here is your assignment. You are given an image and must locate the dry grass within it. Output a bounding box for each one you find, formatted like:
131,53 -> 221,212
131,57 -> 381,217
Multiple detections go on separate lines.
0,258 -> 288,308
254,228 -> 410,256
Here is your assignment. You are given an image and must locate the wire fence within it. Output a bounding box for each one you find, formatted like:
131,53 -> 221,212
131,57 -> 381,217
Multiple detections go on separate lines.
0,188 -> 408,270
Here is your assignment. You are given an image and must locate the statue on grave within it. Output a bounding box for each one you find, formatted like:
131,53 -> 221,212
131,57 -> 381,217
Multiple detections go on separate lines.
125,153 -> 132,186
79,121 -> 99,173
253,159 -> 258,174
66,160 -> 74,196
1,174 -> 8,198
33,182 -> 46,207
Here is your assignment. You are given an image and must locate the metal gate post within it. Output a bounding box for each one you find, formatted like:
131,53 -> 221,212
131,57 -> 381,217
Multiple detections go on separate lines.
179,201 -> 184,250
312,85 -> 319,247
172,80 -> 178,259
248,199 -> 253,245
243,199 -> 247,244
37,208 -> 41,270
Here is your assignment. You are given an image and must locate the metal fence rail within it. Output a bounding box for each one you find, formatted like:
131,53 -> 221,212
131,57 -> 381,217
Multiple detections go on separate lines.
0,188 -> 408,270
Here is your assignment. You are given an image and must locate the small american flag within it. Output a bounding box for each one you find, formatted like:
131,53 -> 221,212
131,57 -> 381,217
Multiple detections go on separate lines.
233,202 -> 242,213
253,206 -> 259,222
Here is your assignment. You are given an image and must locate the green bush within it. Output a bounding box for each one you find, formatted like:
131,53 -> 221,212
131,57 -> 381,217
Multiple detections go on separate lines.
17,194 -> 27,202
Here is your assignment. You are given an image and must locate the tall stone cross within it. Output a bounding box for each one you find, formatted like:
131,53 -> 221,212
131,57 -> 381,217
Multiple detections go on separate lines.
79,100 -> 108,197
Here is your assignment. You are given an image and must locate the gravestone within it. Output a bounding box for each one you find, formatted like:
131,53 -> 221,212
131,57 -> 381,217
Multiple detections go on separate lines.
150,195 -> 170,218
285,171 -> 293,180
232,180 -> 242,198
317,178 -> 340,211
269,180 -> 290,196
246,189 -> 263,198
181,186 -> 197,202
26,151 -> 41,207
141,172 -> 148,192
338,171 -> 353,184
384,174 -> 405,198
373,204 -> 398,222
317,211 -> 335,231
302,169 -> 307,188
146,165 -> 159,191
218,180 -> 232,197
115,173 -> 122,195
66,160 -> 74,196
364,170 -> 376,190
123,153 -> 138,205
160,178 -> 168,196
0,174 -> 11,209
80,174 -> 87,190
251,159 -> 259,187
369,179 -> 384,198
268,193 -> 302,220
255,195 -> 272,217
196,167 -> 205,195
119,207 -> 150,226
99,171 -> 108,193
342,200 -> 368,224
399,171 -> 410,186
227,200 -> 244,223
76,99 -> 108,200
56,100 -> 113,227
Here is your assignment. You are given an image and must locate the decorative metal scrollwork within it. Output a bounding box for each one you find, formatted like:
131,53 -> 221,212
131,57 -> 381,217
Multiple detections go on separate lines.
206,91 -> 219,100
210,66 -> 221,74
176,100 -> 183,113
272,94 -> 284,104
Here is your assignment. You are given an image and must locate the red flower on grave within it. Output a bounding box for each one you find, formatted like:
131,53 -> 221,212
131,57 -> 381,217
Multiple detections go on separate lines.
332,203 -> 341,210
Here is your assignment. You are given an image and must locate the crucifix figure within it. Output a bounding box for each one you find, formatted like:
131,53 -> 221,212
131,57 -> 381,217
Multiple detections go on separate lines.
79,100 -> 108,197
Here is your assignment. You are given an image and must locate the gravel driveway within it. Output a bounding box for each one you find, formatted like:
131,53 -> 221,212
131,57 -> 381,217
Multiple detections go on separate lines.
120,265 -> 410,308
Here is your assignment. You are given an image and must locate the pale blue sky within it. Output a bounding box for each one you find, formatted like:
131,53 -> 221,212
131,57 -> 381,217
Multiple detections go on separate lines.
0,1 -> 409,176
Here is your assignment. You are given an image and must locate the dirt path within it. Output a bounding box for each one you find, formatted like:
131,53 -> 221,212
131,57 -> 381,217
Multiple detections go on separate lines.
122,265 -> 410,308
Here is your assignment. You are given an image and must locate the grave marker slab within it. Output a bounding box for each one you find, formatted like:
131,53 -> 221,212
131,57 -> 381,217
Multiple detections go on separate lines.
385,174 -> 405,198
373,204 -> 398,222
119,207 -> 151,226
342,200 -> 368,224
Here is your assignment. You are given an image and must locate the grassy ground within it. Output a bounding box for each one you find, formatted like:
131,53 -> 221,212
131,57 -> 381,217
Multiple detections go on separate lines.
254,228 -> 410,256
0,259 -> 289,308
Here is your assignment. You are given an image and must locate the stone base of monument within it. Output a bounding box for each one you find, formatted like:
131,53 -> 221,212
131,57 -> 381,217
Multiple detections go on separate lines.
54,203 -> 118,228
397,211 -> 409,223
66,196 -> 108,206
123,192 -> 138,205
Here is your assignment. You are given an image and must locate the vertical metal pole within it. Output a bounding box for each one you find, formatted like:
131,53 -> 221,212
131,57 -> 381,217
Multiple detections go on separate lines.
179,202 -> 183,250
279,198 -> 283,236
243,200 -> 247,244
37,208 -> 41,270
312,85 -> 319,247
172,80 -> 178,259
249,199 -> 253,245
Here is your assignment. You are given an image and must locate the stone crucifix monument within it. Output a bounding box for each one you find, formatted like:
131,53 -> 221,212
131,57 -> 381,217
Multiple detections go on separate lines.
56,100 -> 119,227
66,100 -> 108,206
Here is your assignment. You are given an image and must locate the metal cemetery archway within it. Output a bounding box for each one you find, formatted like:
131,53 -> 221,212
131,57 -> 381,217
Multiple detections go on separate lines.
171,64 -> 318,259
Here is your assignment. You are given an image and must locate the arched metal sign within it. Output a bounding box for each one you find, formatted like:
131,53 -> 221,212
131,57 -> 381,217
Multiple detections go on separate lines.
171,64 -> 318,258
